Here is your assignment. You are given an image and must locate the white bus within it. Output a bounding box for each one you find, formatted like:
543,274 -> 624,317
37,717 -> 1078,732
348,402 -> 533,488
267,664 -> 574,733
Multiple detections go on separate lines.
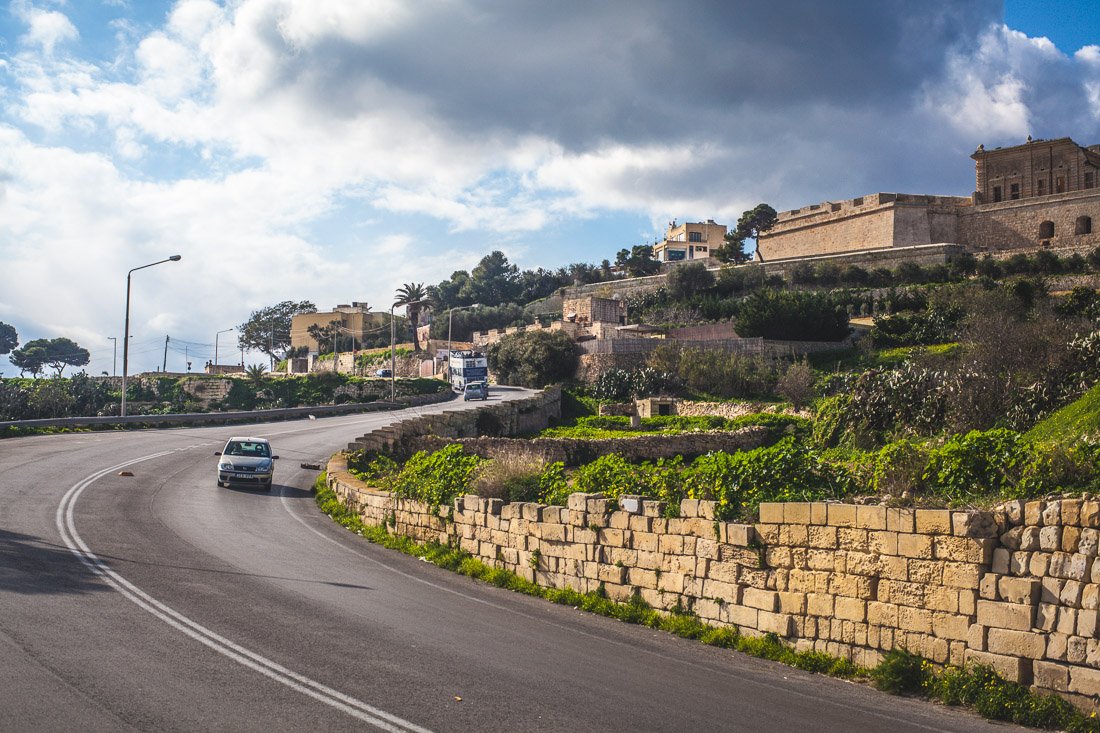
449,350 -> 488,392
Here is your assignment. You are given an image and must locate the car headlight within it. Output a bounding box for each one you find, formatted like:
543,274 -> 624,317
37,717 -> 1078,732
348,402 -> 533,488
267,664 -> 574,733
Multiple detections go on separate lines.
219,462 -> 233,470
259,460 -> 273,470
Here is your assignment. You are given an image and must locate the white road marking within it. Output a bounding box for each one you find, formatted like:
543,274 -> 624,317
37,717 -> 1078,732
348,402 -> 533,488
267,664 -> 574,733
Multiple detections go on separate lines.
56,451 -> 433,733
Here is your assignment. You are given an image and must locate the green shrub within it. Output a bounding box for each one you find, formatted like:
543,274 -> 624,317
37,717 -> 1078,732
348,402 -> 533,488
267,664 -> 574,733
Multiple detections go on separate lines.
573,454 -> 643,498
537,462 -> 571,505
685,437 -> 852,520
870,649 -> 931,694
590,367 -> 675,401
870,305 -> 964,347
487,330 -> 578,388
347,453 -> 400,486
871,439 -> 928,496
735,289 -> 849,341
922,429 -> 1028,502
389,444 -> 482,508
570,454 -> 688,516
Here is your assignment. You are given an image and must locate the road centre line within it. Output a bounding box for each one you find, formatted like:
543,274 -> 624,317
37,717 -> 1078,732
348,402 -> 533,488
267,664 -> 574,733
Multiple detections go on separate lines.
56,450 -> 433,733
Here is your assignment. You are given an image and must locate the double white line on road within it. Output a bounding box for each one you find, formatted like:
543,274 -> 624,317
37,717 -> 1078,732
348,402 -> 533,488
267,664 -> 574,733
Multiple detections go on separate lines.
56,451 -> 433,733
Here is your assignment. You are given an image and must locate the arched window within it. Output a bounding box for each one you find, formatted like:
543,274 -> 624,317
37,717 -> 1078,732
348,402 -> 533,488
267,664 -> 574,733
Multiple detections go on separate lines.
1039,221 -> 1055,239
1076,216 -> 1093,235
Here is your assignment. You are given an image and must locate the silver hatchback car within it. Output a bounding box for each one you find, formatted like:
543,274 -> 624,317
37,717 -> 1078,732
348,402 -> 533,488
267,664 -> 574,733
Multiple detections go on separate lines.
215,437 -> 279,491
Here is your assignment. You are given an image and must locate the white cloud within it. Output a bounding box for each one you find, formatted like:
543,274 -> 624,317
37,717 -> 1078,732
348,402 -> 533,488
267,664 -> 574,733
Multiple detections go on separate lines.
18,7 -> 79,56
922,23 -> 1100,142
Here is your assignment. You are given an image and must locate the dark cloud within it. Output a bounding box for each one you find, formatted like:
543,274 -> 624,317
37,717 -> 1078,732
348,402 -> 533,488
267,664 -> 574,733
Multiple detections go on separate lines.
277,1 -> 1000,150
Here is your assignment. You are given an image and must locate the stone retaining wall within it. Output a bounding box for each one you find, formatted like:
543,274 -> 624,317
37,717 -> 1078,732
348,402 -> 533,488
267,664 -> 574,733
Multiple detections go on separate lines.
346,386 -> 562,455
325,465 -> 1100,712
401,427 -> 767,466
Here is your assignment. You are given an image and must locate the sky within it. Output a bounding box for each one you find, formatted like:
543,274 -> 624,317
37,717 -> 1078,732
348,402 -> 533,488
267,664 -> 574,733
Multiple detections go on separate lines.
0,1 -> 1098,376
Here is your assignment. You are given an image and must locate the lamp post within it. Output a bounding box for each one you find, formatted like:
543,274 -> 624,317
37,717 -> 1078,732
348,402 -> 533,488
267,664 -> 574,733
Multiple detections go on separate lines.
215,328 -> 233,368
108,336 -> 117,377
121,255 -> 181,417
446,303 -> 481,357
389,299 -> 423,402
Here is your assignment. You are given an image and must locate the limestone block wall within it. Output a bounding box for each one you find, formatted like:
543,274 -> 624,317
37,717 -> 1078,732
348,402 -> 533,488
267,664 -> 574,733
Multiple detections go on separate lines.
974,499 -> 1100,709
957,189 -> 1100,252
324,464 -> 1100,712
346,386 -> 562,455
401,427 -> 767,466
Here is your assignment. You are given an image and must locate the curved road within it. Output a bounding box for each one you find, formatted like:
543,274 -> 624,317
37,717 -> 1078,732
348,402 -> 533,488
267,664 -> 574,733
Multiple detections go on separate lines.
0,387 -> 1025,732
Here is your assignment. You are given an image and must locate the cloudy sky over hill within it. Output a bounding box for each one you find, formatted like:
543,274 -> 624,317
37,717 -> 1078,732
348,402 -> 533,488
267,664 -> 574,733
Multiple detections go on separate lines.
0,0 -> 1098,374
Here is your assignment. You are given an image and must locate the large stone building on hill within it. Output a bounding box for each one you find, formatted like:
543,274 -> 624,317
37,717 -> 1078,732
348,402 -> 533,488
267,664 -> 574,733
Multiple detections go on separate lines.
756,137 -> 1100,263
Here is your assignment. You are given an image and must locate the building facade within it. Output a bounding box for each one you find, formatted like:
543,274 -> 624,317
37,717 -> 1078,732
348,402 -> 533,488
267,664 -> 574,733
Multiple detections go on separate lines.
972,137 -> 1100,204
756,137 -> 1100,262
290,303 -> 388,354
653,220 -> 727,262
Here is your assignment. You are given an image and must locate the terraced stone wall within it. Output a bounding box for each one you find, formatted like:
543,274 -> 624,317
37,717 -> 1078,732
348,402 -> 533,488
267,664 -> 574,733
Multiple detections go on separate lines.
325,462 -> 1100,712
345,386 -> 561,455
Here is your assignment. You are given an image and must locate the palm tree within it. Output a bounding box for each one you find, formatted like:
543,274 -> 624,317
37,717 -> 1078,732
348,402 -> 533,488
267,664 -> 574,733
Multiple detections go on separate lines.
245,363 -> 267,385
394,283 -> 429,352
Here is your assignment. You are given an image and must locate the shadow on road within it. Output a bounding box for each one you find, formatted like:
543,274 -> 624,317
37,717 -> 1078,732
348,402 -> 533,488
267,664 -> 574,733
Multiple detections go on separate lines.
221,483 -> 312,499
0,528 -> 108,596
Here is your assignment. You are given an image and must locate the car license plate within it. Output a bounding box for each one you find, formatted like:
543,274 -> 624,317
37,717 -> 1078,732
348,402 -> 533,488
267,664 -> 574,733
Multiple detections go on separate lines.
234,472 -> 257,479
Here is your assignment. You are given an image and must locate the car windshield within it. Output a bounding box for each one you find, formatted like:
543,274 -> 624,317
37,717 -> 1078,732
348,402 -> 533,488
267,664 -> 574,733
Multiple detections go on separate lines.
225,441 -> 270,458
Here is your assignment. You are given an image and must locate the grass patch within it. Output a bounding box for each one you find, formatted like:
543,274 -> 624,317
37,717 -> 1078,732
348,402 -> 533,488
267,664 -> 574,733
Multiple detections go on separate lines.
1026,382 -> 1100,443
536,413 -> 809,442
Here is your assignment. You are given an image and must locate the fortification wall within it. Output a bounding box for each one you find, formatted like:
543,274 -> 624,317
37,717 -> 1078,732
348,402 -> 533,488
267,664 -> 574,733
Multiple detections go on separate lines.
957,189 -> 1100,253
758,244 -> 964,276
759,194 -> 971,261
326,466 -> 1100,712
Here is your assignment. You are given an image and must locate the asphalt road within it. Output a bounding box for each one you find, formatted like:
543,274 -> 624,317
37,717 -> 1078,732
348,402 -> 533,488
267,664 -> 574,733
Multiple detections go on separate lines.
0,386 -> 1029,732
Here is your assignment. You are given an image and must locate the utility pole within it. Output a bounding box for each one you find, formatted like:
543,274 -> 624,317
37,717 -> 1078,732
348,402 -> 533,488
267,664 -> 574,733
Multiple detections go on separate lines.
108,336 -> 117,376
162,335 -> 170,372
269,319 -> 275,371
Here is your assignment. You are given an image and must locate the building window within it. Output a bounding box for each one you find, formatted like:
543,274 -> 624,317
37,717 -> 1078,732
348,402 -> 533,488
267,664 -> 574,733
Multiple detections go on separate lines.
696,246 -> 707,252
1077,216 -> 1093,235
1086,172 -> 1095,189
688,231 -> 703,242
1010,183 -> 1020,200
993,186 -> 1002,202
1037,179 -> 1045,195
1039,221 -> 1055,239
1056,177 -> 1065,194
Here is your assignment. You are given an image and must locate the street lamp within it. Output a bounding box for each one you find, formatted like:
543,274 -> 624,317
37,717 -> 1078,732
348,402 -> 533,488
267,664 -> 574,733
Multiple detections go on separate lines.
215,328 -> 233,368
121,255 -> 181,417
447,303 -> 481,357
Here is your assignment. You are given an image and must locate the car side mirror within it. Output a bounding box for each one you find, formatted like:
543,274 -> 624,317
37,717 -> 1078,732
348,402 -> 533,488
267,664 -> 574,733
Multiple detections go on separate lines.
214,451 -> 221,456
272,455 -> 280,460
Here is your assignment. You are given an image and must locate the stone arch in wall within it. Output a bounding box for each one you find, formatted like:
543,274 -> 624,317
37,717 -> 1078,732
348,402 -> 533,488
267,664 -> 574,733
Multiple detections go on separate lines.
1076,215 -> 1093,235
1039,220 -> 1055,239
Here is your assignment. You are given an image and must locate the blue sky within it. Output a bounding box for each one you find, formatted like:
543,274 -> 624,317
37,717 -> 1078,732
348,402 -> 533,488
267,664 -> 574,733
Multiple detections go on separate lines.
0,1 -> 1098,375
